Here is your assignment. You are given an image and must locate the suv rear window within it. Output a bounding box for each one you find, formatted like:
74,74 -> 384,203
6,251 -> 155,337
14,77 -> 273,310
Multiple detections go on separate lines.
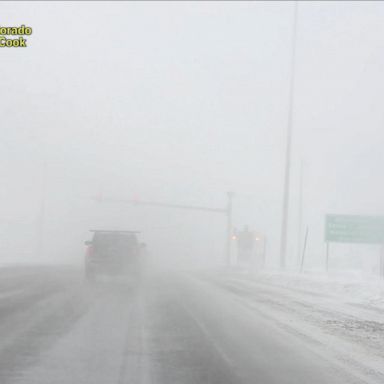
92,232 -> 138,252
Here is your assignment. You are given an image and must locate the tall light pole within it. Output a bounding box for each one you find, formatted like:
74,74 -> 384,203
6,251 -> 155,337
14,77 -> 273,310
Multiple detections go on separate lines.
36,161 -> 47,258
226,191 -> 235,266
279,1 -> 298,269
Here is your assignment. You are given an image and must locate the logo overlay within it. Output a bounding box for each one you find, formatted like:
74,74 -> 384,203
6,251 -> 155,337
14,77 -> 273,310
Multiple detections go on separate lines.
0,25 -> 32,47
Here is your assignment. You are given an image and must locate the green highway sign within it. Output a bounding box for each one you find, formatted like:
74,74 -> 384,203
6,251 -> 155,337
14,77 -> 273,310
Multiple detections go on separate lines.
325,214 -> 384,244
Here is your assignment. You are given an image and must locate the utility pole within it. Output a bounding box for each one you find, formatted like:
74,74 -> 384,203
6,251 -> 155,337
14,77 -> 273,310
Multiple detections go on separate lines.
279,1 -> 298,269
300,226 -> 308,273
297,159 -> 304,268
226,191 -> 235,266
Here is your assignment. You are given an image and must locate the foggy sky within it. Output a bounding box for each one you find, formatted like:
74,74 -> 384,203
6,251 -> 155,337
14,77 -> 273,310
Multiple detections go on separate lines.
1,1 -> 384,268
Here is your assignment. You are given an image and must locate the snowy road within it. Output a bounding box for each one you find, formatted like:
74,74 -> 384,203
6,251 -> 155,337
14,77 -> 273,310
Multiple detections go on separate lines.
0,266 -> 380,384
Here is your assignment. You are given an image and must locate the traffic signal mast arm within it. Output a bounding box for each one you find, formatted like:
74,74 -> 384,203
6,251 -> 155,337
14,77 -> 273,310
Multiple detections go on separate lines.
94,197 -> 228,214
93,193 -> 234,265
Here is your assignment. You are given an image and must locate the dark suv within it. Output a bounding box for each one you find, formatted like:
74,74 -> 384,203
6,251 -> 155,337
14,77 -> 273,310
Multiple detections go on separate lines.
84,230 -> 141,282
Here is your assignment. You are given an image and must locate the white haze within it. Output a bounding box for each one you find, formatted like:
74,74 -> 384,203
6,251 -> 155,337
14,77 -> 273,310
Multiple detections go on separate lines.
1,1 -> 384,272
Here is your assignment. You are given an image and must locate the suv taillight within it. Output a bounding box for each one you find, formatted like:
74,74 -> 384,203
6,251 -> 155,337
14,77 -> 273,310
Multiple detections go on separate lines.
86,245 -> 93,257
